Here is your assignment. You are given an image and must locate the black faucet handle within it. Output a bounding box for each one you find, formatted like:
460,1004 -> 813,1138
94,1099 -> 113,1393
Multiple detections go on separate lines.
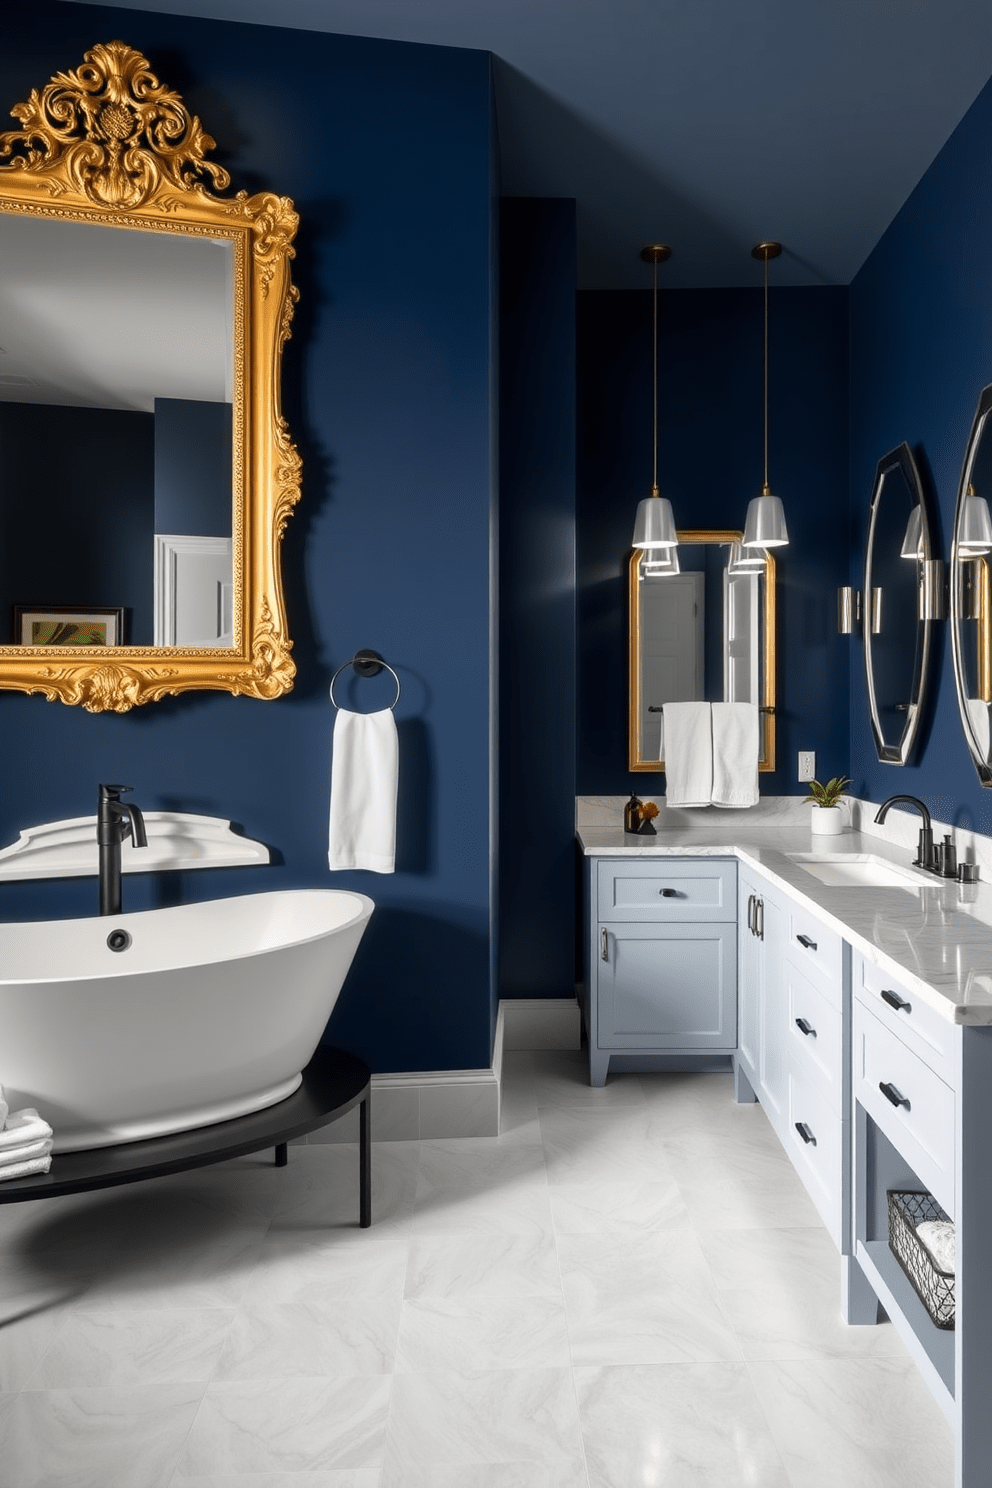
99,783 -> 133,800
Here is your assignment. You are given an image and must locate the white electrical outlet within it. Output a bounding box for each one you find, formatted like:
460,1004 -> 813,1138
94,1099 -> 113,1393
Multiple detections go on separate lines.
798,751 -> 816,783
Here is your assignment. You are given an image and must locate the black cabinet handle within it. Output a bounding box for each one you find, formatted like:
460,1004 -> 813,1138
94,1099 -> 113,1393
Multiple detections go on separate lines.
796,934 -> 817,951
660,888 -> 678,897
879,1081 -> 910,1109
795,1121 -> 816,1145
881,989 -> 911,1013
795,1017 -> 816,1037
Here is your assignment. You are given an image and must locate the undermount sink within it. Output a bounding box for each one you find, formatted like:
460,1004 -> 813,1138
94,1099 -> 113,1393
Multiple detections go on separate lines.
787,853 -> 935,889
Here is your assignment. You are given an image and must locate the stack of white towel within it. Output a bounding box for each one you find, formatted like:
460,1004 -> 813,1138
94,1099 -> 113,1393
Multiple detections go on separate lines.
0,1088 -> 53,1180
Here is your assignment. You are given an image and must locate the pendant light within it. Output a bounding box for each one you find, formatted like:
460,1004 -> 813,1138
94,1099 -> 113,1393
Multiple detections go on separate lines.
743,241 -> 789,548
958,485 -> 992,555
641,548 -> 681,578
631,244 -> 678,551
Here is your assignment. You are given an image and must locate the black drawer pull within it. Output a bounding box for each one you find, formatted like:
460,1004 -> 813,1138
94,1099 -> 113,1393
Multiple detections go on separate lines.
660,888 -> 679,897
880,989 -> 911,1013
796,934 -> 817,951
879,1081 -> 910,1110
795,1017 -> 816,1037
795,1121 -> 816,1145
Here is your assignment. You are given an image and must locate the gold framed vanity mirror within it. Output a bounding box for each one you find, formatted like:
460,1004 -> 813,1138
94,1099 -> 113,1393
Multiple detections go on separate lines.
0,40 -> 301,710
628,530 -> 776,772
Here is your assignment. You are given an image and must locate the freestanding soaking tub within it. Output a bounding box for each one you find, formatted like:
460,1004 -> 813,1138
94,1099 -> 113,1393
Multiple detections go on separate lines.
0,888 -> 374,1152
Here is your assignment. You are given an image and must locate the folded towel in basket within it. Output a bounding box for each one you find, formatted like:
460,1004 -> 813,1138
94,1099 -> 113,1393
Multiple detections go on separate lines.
0,1137 -> 53,1169
0,1108 -> 53,1151
916,1219 -> 956,1275
0,1153 -> 52,1182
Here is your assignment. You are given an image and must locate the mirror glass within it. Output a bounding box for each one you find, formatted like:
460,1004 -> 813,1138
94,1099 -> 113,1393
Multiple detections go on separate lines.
862,443 -> 934,764
0,214 -> 235,647
952,385 -> 992,785
628,530 -> 776,772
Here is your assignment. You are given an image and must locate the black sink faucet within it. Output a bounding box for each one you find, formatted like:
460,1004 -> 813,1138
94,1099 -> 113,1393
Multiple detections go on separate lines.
874,794 -> 937,873
97,784 -> 148,916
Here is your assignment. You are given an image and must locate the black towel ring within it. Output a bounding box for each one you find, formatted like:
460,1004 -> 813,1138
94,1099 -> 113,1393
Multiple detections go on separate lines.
329,650 -> 401,711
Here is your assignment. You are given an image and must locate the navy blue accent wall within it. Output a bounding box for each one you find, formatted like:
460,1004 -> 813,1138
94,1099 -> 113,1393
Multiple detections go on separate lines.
0,401 -> 154,644
154,400 -> 232,539
1,4 -> 497,1073
576,286 -> 851,797
498,198 -> 577,1002
850,75 -> 992,835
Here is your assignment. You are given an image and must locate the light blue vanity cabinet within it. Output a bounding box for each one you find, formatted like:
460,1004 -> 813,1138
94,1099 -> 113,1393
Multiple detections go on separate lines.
849,949 -> 992,1485
735,865 -> 787,1135
584,857 -> 738,1086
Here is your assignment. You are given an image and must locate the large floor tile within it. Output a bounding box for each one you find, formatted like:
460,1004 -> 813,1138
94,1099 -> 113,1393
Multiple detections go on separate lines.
0,1293 -> 77,1390
395,1293 -> 571,1373
381,1462 -> 589,1487
502,1050 -> 646,1110
404,1230 -> 563,1300
748,1356 -> 955,1487
549,1175 -> 688,1234
662,1126 -> 823,1231
29,1306 -> 234,1387
264,1143 -> 419,1233
176,1375 -> 391,1476
575,1362 -> 790,1488
384,1367 -> 584,1470
242,1229 -> 410,1306
0,1383 -> 203,1488
538,1107 -> 679,1187
413,1141 -> 553,1236
558,1227 -> 742,1366
697,1226 -> 911,1361
213,1296 -> 400,1379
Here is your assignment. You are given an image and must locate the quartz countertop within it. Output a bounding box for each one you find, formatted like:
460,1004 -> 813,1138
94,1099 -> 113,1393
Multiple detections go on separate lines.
578,823 -> 992,1027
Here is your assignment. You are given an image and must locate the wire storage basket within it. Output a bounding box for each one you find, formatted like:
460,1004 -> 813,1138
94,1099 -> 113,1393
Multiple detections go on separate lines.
887,1190 -> 955,1330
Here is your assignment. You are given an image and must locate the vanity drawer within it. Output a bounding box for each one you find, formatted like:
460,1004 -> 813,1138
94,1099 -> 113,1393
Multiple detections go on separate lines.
787,906 -> 843,990
854,953 -> 956,1086
787,1070 -> 842,1246
597,859 -> 737,922
787,959 -> 843,1112
853,998 -> 955,1216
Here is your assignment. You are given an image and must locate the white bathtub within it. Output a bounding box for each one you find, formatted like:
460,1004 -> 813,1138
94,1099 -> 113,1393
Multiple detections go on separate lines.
0,888 -> 374,1152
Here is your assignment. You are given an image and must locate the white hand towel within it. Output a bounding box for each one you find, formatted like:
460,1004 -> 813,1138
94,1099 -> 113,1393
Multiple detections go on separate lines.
0,1108 -> 53,1150
328,707 -> 399,873
0,1137 -> 52,1168
663,702 -> 713,808
0,1153 -> 52,1182
711,702 -> 760,808
916,1219 -> 956,1276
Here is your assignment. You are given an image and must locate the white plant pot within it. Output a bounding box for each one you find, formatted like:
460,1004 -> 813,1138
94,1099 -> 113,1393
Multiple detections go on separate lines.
810,805 -> 844,836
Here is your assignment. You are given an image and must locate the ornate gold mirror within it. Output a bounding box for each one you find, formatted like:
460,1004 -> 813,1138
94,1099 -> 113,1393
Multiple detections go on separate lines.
0,41 -> 301,710
628,531 -> 776,772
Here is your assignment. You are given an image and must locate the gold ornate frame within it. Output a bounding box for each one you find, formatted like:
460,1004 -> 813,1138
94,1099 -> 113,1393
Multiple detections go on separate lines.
0,40 -> 301,711
628,531 -> 776,773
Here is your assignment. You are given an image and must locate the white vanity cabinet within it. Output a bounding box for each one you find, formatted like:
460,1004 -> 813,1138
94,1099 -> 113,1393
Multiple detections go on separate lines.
736,865 -> 787,1133
583,857 -> 737,1087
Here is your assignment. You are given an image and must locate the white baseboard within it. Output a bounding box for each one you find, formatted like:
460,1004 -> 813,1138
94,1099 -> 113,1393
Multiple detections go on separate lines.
307,996 -> 579,1145
501,996 -> 582,1051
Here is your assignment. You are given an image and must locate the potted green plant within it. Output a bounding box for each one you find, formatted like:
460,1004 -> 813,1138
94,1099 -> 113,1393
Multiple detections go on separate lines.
806,776 -> 851,836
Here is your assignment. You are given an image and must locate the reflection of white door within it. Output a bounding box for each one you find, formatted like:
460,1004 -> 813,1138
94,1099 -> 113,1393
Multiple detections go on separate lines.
640,572 -> 704,757
154,534 -> 233,647
724,570 -> 759,703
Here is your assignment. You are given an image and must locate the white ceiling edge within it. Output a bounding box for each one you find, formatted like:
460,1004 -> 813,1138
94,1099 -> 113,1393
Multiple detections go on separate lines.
57,0 -> 992,287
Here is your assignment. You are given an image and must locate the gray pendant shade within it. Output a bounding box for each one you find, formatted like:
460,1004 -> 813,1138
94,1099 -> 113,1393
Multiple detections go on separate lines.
742,491 -> 789,548
641,546 -> 681,577
727,540 -> 768,573
633,494 -> 678,548
958,492 -> 992,553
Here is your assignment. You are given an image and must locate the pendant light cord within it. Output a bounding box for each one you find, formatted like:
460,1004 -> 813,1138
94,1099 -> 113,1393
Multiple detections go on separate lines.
652,255 -> 659,498
762,251 -> 770,496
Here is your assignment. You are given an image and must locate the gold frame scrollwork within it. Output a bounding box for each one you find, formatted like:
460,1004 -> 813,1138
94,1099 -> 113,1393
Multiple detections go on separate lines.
0,40 -> 301,711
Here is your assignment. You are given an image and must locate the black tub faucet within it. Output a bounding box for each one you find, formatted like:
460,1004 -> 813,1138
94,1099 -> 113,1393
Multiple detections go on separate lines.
874,794 -> 937,873
97,783 -> 148,916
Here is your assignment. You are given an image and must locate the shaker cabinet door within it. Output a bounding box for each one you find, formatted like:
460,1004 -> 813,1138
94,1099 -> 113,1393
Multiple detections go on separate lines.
597,923 -> 737,1051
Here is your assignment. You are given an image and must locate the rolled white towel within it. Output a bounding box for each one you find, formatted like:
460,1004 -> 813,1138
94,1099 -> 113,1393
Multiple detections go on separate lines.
916,1219 -> 956,1276
0,1109 -> 53,1151
0,1137 -> 52,1168
0,1153 -> 52,1182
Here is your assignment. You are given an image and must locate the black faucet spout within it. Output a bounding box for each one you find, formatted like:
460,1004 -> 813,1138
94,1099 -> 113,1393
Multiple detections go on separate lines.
97,784 -> 148,916
874,794 -> 937,872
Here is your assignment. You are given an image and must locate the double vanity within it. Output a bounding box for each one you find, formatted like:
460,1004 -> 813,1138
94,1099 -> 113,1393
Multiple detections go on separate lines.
580,810 -> 992,1488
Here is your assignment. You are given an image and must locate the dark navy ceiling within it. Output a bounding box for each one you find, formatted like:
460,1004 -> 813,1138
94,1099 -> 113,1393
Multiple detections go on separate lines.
65,0 -> 992,288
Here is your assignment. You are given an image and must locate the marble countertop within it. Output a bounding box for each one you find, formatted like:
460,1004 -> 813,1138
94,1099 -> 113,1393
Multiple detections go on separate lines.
578,822 -> 992,1027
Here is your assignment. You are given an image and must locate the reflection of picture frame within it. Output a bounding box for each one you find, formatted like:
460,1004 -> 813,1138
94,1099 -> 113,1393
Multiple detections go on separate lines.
13,606 -> 125,648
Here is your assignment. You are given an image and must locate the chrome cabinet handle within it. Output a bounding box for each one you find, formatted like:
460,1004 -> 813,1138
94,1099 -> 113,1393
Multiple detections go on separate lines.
756,898 -> 764,941
795,1121 -> 816,1145
746,893 -> 755,934
796,934 -> 817,951
881,989 -> 911,1013
795,1017 -> 816,1037
879,1081 -> 910,1110
601,928 -> 608,962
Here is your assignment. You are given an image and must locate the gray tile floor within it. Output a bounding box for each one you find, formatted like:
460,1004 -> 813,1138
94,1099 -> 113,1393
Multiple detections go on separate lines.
0,1051 -> 954,1486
